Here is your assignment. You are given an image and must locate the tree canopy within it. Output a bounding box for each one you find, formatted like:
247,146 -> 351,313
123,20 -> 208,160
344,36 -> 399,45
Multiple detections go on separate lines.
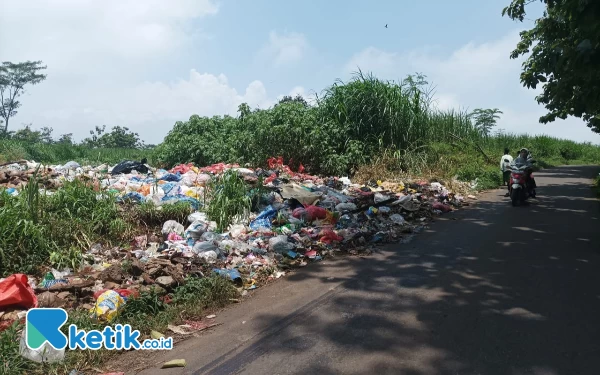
502,0 -> 600,133
82,125 -> 143,148
470,108 -> 503,137
0,61 -> 47,133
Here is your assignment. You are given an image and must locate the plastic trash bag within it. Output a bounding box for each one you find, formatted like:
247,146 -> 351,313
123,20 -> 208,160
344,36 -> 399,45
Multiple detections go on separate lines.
390,214 -> 405,225
335,202 -> 357,212
249,205 -> 278,230
185,220 -> 208,245
193,241 -> 218,254
228,224 -> 247,238
63,161 -> 81,170
90,290 -> 125,322
0,274 -> 38,310
162,220 -> 185,237
110,159 -> 149,175
20,331 -> 65,363
159,173 -> 181,182
269,235 -> 295,253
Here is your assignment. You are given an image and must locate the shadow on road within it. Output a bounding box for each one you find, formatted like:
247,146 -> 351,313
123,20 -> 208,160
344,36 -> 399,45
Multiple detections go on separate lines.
200,166 -> 600,375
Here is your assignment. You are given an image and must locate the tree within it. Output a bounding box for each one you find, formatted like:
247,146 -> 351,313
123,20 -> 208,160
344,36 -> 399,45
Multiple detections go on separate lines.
82,125 -> 143,148
0,61 -> 47,133
470,108 -> 503,137
502,0 -> 600,133
277,94 -> 309,107
57,133 -> 73,145
10,124 -> 54,143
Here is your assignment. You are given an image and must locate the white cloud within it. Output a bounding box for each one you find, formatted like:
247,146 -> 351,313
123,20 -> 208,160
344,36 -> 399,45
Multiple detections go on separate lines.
344,32 -> 600,144
260,31 -> 309,67
0,0 -> 282,144
26,70 -> 273,144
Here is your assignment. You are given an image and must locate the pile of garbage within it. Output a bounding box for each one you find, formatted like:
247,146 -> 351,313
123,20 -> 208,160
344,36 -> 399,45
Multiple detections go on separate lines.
0,157 -> 476,338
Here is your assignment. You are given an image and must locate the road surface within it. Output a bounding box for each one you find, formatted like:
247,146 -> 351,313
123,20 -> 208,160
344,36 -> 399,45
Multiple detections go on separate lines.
133,166 -> 600,375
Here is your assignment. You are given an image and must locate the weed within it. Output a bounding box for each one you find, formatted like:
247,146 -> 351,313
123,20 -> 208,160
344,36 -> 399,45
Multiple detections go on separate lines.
173,275 -> 239,308
206,170 -> 252,232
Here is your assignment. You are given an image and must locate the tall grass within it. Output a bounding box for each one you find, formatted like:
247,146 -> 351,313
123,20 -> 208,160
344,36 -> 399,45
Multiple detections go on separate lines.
0,140 -> 151,165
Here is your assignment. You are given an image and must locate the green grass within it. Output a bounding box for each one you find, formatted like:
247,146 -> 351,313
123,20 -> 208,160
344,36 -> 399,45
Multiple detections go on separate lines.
206,170 -> 253,232
0,175 -> 193,277
0,140 -> 151,165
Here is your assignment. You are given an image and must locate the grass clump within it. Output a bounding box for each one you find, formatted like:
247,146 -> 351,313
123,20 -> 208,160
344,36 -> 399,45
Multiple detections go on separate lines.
0,175 -> 131,276
206,170 -> 252,232
131,201 -> 193,229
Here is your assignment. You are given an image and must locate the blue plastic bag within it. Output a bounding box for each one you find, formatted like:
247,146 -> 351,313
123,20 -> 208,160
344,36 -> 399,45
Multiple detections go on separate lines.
249,205 -> 278,230
213,268 -> 242,283
159,173 -> 181,182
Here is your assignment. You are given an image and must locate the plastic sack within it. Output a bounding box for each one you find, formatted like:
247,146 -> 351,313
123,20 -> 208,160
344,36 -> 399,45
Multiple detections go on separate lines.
390,214 -> 405,225
159,173 -> 181,182
162,220 -> 185,237
63,161 -> 81,170
432,201 -> 452,213
20,331 -> 65,363
374,193 -> 392,204
269,235 -> 295,253
186,220 -> 209,244
160,182 -> 180,196
170,163 -> 195,174
90,290 -> 125,322
335,202 -> 357,212
0,274 -> 38,309
193,241 -> 218,254
319,229 -> 343,244
228,224 -> 247,239
249,205 -> 278,230
378,206 -> 391,214
111,160 -> 149,175
213,268 -> 242,283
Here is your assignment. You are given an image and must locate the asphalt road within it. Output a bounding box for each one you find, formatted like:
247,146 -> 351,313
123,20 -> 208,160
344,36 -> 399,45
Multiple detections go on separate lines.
134,166 -> 600,375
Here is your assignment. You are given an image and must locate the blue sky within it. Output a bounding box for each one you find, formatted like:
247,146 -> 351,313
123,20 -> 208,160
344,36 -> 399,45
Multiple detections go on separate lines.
2,0 -> 600,145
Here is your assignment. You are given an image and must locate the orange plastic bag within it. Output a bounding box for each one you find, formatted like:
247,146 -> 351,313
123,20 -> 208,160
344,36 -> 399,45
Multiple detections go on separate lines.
0,274 -> 38,310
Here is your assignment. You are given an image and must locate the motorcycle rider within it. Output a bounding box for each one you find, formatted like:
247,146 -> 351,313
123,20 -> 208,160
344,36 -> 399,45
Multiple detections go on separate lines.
513,148 -> 537,196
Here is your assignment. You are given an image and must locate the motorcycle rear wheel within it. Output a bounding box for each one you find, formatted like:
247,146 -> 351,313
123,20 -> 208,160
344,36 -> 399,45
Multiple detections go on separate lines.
511,189 -> 520,207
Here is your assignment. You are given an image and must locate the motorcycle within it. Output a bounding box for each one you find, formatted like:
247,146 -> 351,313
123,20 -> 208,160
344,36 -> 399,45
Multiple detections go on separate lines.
507,160 -> 536,206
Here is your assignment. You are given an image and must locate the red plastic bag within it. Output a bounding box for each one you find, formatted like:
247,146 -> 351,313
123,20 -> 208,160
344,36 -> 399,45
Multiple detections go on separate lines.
319,229 -> 343,244
0,274 -> 38,310
432,201 -> 452,213
305,206 -> 327,220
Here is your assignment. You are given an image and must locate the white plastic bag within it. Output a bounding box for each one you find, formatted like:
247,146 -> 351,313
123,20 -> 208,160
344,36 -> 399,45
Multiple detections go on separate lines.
20,331 -> 65,363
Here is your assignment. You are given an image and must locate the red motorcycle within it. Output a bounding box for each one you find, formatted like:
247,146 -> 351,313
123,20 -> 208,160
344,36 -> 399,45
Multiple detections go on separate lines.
508,162 -> 536,206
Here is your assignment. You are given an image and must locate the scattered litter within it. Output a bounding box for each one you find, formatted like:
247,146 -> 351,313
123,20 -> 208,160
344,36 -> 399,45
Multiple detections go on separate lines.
161,359 -> 186,369
90,290 -> 126,322
0,158 -> 472,331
